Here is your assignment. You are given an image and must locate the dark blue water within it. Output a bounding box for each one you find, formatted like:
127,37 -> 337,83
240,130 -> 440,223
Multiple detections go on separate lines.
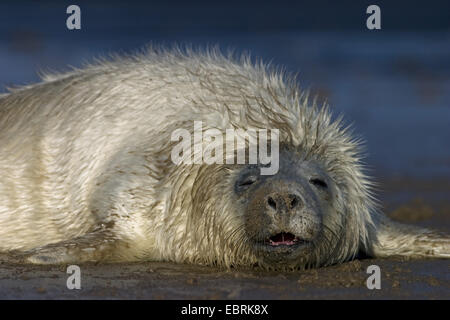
1,1 -> 449,178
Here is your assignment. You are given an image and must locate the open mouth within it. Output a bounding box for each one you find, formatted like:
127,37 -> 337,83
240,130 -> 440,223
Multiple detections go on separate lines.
265,232 -> 307,247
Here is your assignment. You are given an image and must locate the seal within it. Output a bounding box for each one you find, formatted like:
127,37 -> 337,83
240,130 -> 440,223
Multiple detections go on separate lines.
0,48 -> 448,268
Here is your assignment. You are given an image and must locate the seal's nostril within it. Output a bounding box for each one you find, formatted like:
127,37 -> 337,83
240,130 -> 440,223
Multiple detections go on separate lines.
288,194 -> 301,209
290,197 -> 298,208
267,197 -> 277,210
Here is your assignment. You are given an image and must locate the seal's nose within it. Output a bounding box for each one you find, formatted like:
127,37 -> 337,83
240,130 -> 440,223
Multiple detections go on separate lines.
266,192 -> 303,214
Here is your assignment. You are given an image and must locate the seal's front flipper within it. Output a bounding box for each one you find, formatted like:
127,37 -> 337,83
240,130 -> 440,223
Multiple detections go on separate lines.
367,215 -> 450,259
19,230 -> 121,264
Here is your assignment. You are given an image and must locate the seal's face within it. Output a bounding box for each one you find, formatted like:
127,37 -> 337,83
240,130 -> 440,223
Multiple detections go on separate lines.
233,149 -> 337,268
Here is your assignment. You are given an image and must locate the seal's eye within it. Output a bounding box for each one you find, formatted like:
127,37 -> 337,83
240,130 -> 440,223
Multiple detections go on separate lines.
309,178 -> 328,189
235,169 -> 260,194
239,176 -> 257,187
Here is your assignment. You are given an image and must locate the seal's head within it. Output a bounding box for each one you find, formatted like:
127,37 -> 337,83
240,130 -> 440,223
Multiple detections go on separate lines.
232,146 -> 349,269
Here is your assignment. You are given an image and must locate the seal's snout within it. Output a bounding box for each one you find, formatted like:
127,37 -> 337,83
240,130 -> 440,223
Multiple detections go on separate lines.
266,192 -> 303,214
263,188 -> 307,232
241,169 -> 325,265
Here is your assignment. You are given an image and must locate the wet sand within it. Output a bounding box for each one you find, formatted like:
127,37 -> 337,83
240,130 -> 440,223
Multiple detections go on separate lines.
0,257 -> 448,299
0,177 -> 448,300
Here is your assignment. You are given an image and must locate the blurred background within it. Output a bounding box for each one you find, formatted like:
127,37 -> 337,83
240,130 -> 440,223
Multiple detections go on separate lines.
0,0 -> 449,180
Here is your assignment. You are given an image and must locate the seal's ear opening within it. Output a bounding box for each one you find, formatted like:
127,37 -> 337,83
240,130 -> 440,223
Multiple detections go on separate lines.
371,222 -> 450,258
366,214 -> 450,259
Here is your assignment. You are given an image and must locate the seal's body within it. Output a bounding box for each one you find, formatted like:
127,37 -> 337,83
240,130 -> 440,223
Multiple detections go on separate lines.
0,49 -> 448,268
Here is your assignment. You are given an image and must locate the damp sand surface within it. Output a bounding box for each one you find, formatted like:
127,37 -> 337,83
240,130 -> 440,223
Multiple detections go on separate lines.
0,177 -> 448,300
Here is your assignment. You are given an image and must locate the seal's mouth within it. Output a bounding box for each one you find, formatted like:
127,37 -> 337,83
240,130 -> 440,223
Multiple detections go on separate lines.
265,232 -> 309,247
252,231 -> 312,258
252,231 -> 313,261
